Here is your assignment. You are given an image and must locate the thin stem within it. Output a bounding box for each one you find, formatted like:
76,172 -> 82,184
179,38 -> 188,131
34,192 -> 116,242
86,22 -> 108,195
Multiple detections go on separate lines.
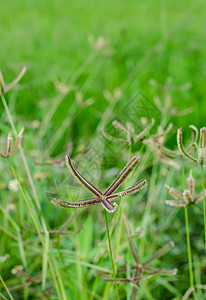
6,161 -> 64,299
181,160 -> 186,188
182,161 -> 194,291
184,207 -> 194,288
113,146 -> 133,283
1,94 -> 49,290
104,210 -> 120,300
0,275 -> 14,300
200,165 -> 206,257
73,217 -> 84,299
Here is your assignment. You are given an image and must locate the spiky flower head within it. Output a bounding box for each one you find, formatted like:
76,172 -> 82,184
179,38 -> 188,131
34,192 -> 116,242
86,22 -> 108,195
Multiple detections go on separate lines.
165,170 -> 206,207
51,155 -> 146,213
0,128 -> 24,159
103,118 -> 154,146
177,126 -> 206,166
0,67 -> 26,95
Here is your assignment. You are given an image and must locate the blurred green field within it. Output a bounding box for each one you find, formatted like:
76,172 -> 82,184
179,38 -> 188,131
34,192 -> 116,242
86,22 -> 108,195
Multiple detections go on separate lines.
1,0 -> 206,299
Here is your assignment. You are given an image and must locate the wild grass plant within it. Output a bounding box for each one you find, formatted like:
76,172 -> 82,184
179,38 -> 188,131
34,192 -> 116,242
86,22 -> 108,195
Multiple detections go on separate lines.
0,65 -> 206,300
1,1 -> 206,299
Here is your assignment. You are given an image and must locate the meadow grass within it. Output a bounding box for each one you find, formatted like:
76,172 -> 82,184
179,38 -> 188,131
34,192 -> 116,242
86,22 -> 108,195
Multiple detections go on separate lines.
1,0 -> 206,299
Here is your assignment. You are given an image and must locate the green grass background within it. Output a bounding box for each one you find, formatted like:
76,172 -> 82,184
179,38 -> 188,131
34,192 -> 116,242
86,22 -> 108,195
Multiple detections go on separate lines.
0,0 -> 206,299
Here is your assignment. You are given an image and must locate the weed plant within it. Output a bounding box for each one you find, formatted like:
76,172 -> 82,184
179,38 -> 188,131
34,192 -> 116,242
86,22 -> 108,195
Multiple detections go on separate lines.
1,2 -> 206,299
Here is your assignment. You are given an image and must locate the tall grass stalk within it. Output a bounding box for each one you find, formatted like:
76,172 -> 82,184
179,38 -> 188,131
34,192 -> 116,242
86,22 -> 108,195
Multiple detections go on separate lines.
182,161 -> 194,291
200,165 -> 206,257
114,147 -> 132,254
113,147 -> 132,298
0,95 -> 42,213
0,292 -> 10,300
0,203 -> 27,268
0,93 -> 50,290
6,160 -> 68,299
104,210 -> 120,300
139,156 -> 158,257
73,217 -> 85,300
56,237 -> 77,297
0,275 -> 14,300
184,208 -> 194,288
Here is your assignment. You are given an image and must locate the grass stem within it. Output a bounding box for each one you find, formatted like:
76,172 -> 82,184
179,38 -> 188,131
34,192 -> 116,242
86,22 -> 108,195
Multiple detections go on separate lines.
7,160 -> 66,299
200,165 -> 206,257
0,94 -> 50,290
104,210 -> 120,300
182,161 -> 194,292
184,207 -> 194,288
0,275 -> 14,300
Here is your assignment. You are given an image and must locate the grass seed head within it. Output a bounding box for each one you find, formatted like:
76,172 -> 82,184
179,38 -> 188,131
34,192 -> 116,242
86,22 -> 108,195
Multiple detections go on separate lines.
165,170 -> 205,207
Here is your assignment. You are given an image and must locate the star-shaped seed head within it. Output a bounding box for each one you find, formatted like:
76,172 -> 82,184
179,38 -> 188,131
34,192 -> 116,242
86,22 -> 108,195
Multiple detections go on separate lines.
165,170 -> 206,207
51,155 -> 146,213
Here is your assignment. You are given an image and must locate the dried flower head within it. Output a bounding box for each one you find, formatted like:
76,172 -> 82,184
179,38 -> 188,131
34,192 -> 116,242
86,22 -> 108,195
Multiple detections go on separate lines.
11,265 -> 23,275
51,155 -> 146,213
177,126 -> 206,165
165,170 -> 206,207
88,35 -> 111,52
0,254 -> 9,263
103,88 -> 122,102
0,128 -> 24,159
103,118 -> 155,146
0,67 -> 26,95
53,78 -> 74,95
143,123 -> 199,169
142,123 -> 182,169
75,91 -> 94,107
